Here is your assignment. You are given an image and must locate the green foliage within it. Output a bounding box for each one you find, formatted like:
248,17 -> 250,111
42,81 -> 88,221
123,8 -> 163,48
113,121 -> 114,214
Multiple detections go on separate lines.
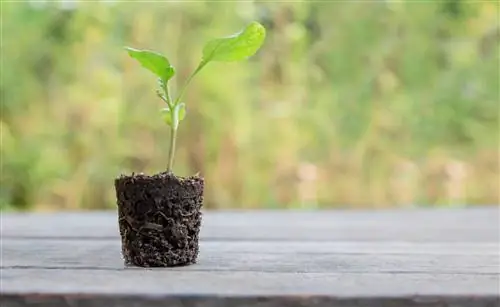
160,103 -> 186,129
201,21 -> 266,63
124,47 -> 175,83
124,21 -> 266,172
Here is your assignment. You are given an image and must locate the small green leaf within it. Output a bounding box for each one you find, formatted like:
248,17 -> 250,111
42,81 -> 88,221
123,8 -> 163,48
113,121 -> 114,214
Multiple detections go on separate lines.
177,103 -> 186,122
160,103 -> 186,130
172,102 -> 186,130
160,107 -> 173,127
201,21 -> 266,63
125,47 -> 175,82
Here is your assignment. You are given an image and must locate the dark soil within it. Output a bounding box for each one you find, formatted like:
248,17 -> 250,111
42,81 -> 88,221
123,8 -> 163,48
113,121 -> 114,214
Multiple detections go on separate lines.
114,171 -> 204,267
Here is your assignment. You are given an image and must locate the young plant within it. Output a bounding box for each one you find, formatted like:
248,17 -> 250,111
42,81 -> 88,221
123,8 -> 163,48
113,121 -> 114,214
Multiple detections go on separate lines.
124,21 -> 266,173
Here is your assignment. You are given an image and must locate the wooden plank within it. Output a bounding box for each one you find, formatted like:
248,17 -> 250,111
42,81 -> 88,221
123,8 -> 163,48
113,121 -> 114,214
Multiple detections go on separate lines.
2,269 -> 499,298
4,239 -> 499,256
1,207 -> 499,306
2,206 -> 499,242
2,239 -> 499,274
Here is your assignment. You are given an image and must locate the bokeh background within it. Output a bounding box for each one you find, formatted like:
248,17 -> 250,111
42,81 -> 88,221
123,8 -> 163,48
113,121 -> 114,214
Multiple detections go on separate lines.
2,0 -> 499,211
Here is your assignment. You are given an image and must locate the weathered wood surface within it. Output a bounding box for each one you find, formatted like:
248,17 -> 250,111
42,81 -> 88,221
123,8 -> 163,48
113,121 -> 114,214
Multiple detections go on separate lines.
1,207 -> 499,307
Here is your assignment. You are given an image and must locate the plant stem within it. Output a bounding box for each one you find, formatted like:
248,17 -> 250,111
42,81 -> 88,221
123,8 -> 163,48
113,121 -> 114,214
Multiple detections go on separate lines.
167,125 -> 177,173
161,80 -> 173,109
164,83 -> 172,108
173,61 -> 207,106
165,60 -> 207,173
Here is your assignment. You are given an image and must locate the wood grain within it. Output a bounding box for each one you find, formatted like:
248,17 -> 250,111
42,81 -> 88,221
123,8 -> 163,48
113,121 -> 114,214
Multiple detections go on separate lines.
3,239 -> 499,274
1,207 -> 499,307
2,207 -> 499,241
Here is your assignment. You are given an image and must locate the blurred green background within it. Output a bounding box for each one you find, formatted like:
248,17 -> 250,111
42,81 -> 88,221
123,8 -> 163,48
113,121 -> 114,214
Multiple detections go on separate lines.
1,0 -> 499,211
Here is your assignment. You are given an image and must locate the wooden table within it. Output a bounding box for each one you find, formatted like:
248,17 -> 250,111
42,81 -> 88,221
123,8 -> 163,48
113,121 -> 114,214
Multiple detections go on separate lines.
1,207 -> 499,307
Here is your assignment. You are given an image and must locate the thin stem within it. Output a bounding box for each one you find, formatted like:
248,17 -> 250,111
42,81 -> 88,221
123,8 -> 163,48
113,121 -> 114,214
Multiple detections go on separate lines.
166,60 -> 207,173
156,91 -> 169,105
164,82 -> 173,108
167,125 -> 177,173
173,61 -> 207,106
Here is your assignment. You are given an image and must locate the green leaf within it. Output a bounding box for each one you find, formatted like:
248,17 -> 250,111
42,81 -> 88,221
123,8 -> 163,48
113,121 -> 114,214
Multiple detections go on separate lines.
201,21 -> 266,63
125,47 -> 175,82
172,102 -> 186,130
160,103 -> 186,130
177,102 -> 186,122
160,107 -> 173,127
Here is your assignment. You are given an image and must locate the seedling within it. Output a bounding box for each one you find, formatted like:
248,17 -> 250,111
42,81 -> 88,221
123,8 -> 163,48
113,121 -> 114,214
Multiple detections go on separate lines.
124,21 -> 266,173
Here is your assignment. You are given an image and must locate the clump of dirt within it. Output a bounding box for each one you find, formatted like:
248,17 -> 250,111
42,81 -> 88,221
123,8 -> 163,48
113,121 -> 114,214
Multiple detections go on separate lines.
114,171 -> 204,267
